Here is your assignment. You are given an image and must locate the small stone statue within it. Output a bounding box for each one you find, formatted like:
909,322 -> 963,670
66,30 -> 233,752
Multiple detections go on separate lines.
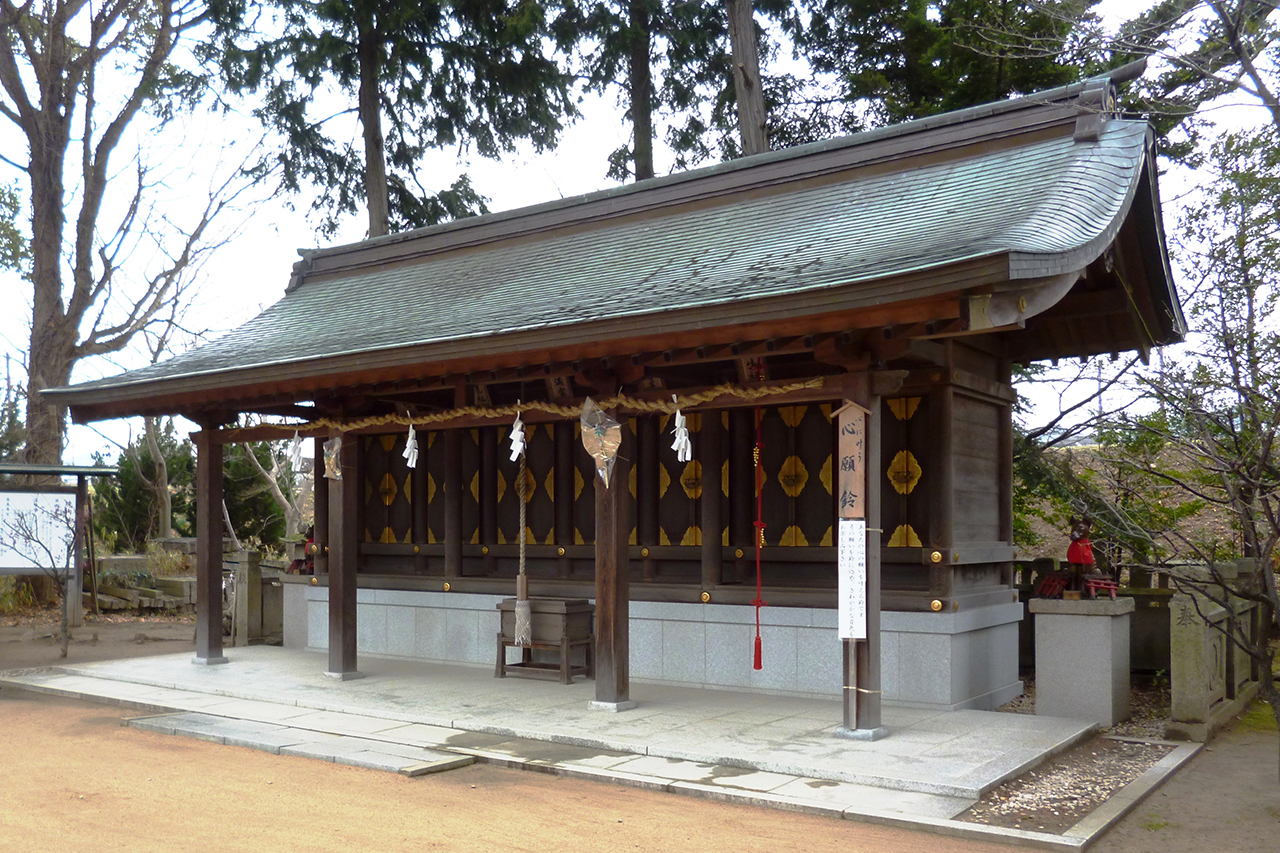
1067,516 -> 1095,590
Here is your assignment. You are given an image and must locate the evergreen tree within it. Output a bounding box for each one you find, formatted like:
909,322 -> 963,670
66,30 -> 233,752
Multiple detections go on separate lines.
786,0 -> 1092,128
223,442 -> 291,551
93,426 -> 196,554
209,0 -> 576,237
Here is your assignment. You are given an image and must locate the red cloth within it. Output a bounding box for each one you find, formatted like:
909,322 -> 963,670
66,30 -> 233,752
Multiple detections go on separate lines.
1067,538 -> 1094,566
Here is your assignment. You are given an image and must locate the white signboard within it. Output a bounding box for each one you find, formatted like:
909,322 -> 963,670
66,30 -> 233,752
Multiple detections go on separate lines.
838,517 -> 867,640
0,491 -> 76,574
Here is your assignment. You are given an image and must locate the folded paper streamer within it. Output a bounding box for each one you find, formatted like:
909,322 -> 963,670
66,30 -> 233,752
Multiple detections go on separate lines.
288,430 -> 303,473
508,406 -> 526,462
580,398 -> 622,487
402,423 -> 419,468
671,395 -> 692,462
322,435 -> 343,480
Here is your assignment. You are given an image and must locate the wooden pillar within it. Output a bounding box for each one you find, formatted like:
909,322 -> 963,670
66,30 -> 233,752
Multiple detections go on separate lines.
480,426 -> 498,575
998,400 -> 1015,585
193,428 -> 227,665
312,437 -> 328,575
728,408 -> 754,583
700,411 -> 723,588
592,415 -> 633,710
327,432 -> 361,679
838,373 -> 886,738
929,383 -> 955,600
637,416 -> 659,581
554,423 -> 574,578
444,427 -> 463,579
413,432 -> 430,574
856,390 -> 884,732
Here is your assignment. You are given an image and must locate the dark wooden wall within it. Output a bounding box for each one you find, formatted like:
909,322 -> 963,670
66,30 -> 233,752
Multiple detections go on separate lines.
352,356 -> 1016,612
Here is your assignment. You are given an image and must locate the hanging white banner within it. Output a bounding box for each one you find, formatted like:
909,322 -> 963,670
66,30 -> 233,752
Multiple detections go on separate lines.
838,517 -> 867,640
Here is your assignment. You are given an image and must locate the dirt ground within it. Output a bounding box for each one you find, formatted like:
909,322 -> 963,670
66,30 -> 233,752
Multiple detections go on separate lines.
0,690 -> 1020,853
0,609 -> 197,669
1,610 -> 1276,852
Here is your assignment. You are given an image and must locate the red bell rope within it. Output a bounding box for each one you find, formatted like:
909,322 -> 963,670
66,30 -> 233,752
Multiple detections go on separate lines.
752,407 -> 767,670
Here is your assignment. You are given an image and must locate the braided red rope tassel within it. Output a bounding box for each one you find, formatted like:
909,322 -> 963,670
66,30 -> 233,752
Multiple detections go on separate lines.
752,407 -> 767,670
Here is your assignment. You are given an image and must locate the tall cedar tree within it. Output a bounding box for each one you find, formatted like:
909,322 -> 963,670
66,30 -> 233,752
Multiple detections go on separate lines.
787,0 -> 1091,126
209,0 -> 575,238
552,1 -> 821,180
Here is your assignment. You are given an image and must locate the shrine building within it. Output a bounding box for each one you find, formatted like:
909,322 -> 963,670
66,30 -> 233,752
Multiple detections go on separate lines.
47,64 -> 1182,719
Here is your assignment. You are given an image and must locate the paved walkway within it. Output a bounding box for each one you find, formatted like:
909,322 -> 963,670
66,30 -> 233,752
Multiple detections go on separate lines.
0,646 -> 1197,851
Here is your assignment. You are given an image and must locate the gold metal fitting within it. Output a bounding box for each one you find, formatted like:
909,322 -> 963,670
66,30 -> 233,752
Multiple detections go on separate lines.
735,549 -> 744,559
930,550 -> 943,564
413,545 -> 420,554
305,543 -> 316,555
557,546 -> 566,557
641,547 -> 650,558
700,591 -> 711,603
930,599 -> 942,612
442,582 -> 451,592
953,552 -> 960,562
310,577 -> 318,586
481,546 -> 489,556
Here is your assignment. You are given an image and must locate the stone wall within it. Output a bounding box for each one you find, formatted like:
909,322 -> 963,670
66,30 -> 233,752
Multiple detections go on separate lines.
283,583 -> 1023,710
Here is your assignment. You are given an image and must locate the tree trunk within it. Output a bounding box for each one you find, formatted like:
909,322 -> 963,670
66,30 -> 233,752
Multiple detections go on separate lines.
627,0 -> 655,181
23,325 -> 74,471
725,0 -> 768,156
357,14 -> 390,238
143,417 -> 174,538
24,93 -> 75,471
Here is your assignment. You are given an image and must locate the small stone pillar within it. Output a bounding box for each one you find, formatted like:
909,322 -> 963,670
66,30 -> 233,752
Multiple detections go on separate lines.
232,550 -> 262,647
1029,597 -> 1134,727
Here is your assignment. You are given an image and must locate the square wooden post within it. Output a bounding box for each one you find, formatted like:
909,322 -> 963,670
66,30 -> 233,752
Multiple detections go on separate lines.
445,386 -> 466,580
837,372 -> 887,739
554,423 -> 574,579
637,416 -> 659,582
855,391 -> 884,733
193,428 -> 227,665
444,427 -> 463,580
699,411 -> 724,588
68,475 -> 86,628
591,416 -> 634,711
327,431 -> 361,679
312,437 -> 328,575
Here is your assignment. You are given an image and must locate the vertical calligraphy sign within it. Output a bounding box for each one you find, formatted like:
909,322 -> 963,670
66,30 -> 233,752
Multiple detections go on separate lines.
835,400 -> 869,640
837,402 -> 866,520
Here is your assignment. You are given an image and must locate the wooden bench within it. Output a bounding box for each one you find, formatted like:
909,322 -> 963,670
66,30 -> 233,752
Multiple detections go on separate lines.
494,598 -> 594,685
